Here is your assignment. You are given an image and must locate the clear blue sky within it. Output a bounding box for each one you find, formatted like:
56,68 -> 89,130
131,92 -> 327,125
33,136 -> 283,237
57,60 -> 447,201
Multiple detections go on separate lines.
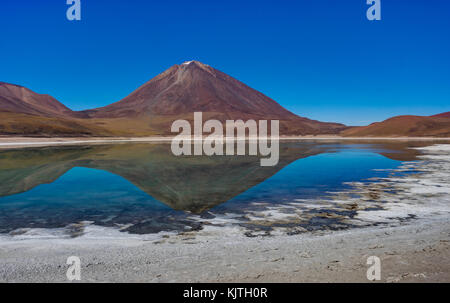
1,0 -> 449,126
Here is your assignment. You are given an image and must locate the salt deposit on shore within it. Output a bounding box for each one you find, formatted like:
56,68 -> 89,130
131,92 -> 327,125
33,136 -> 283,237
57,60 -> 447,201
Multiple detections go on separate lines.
178,144 -> 450,237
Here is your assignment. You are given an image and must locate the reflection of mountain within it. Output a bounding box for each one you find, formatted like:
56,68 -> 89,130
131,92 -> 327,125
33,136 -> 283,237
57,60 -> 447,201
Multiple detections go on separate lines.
0,143 -> 330,212
0,141 -> 435,234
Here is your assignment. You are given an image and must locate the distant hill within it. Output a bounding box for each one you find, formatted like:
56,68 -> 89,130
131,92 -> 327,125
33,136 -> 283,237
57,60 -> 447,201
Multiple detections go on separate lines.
432,112 -> 450,119
0,82 -> 109,136
0,82 -> 85,118
342,113 -> 450,137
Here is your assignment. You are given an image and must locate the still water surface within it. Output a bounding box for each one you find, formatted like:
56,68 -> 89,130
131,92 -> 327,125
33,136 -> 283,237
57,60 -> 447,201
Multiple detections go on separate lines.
0,140 -> 441,237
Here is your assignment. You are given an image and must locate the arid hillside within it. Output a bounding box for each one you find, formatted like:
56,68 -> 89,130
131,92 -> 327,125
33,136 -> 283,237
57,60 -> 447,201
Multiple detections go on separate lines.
342,114 -> 450,137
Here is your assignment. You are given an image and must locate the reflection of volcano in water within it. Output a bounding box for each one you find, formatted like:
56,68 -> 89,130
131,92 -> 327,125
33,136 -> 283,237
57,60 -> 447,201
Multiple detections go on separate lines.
0,143 -> 329,213
0,141 -> 431,235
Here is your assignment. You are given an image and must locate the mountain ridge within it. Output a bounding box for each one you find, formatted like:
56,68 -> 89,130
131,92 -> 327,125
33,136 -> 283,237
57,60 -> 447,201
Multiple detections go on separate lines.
342,113 -> 450,137
1,61 -> 449,137
0,61 -> 347,136
0,81 -> 85,118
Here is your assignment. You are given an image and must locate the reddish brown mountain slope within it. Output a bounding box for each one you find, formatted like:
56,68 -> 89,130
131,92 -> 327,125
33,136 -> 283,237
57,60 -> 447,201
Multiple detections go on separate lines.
83,61 -> 346,135
342,113 -> 450,137
0,82 -> 111,136
0,82 -> 86,118
432,112 -> 450,118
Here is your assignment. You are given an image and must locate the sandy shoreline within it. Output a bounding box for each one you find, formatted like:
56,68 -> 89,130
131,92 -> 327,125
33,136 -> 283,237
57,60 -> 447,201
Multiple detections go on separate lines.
0,136 -> 450,149
0,217 -> 448,283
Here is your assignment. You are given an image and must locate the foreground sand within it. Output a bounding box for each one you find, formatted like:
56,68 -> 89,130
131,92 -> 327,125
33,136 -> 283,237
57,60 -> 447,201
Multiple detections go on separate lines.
0,217 -> 448,283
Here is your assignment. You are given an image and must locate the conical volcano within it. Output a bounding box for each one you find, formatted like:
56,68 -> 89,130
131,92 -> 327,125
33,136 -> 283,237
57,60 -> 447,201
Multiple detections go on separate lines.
82,61 -> 346,135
